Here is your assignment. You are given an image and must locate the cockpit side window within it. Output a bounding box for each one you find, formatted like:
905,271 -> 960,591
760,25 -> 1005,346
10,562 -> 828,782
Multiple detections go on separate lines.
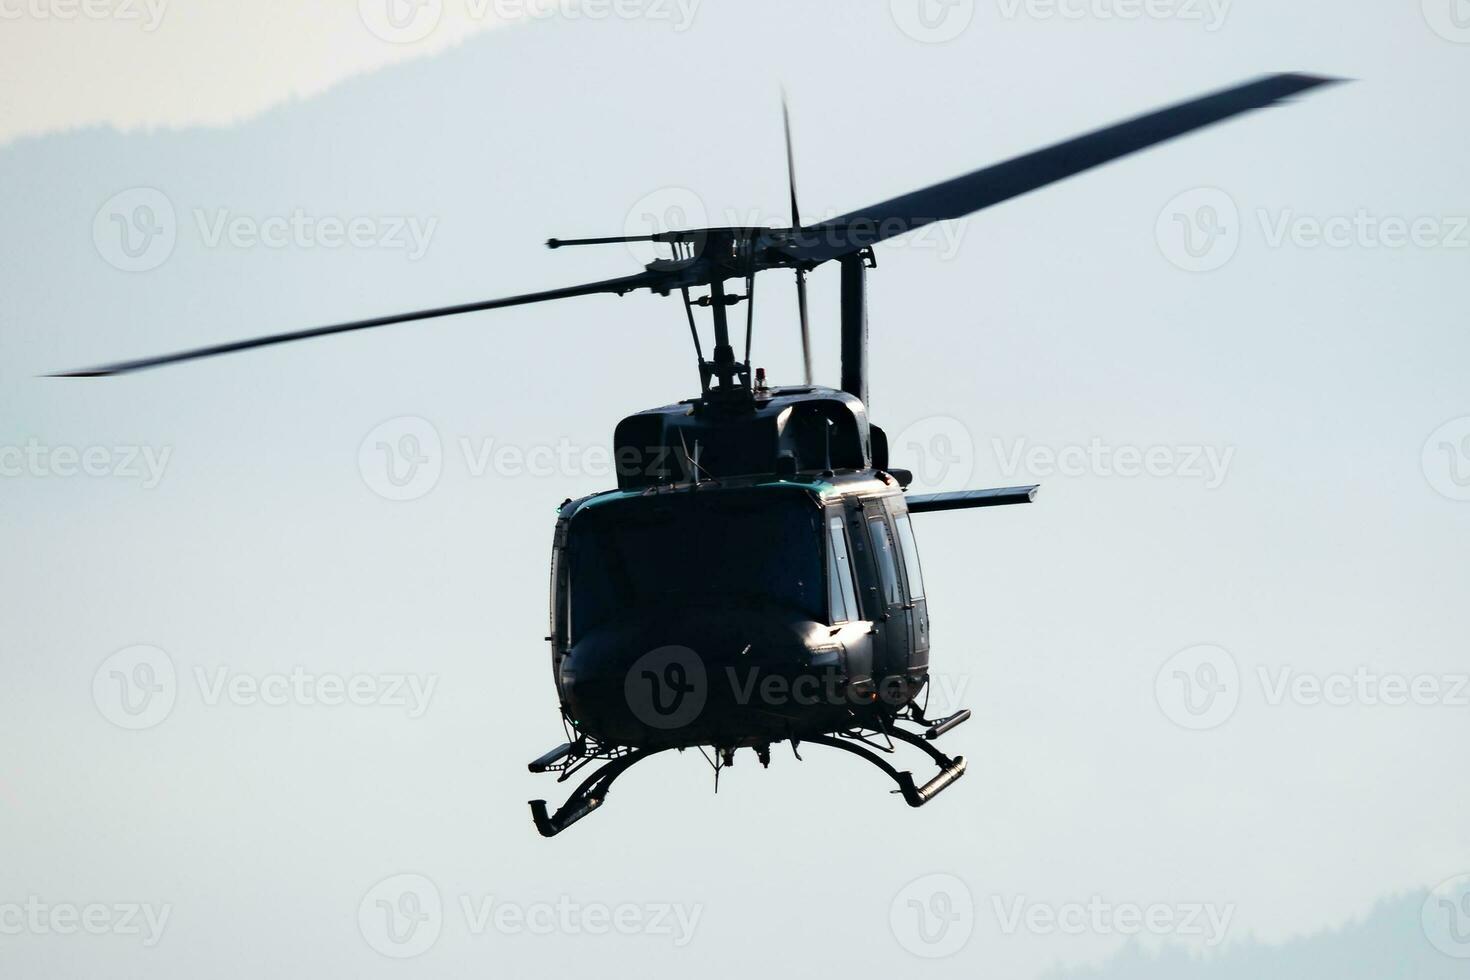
868,516 -> 903,606
893,514 -> 926,601
550,542 -> 565,644
827,516 -> 861,624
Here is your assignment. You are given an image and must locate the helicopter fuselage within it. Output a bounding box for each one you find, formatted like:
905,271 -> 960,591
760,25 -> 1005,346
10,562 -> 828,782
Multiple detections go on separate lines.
540,383 -> 938,751
549,470 -> 932,750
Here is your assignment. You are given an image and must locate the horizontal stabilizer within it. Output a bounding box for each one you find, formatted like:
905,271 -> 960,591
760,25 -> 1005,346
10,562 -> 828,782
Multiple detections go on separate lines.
906,486 -> 1040,513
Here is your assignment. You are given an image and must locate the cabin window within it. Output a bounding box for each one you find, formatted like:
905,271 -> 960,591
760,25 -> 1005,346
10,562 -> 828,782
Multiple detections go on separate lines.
868,516 -> 903,606
893,514 -> 926,600
827,517 -> 860,624
550,543 -> 567,645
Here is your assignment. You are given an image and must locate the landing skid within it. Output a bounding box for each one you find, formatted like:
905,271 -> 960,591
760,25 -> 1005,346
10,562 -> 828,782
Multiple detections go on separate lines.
802,726 -> 967,808
526,709 -> 971,838
529,746 -> 671,838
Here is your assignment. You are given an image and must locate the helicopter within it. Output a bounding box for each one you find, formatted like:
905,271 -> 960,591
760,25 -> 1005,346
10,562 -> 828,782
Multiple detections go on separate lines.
56,72 -> 1339,837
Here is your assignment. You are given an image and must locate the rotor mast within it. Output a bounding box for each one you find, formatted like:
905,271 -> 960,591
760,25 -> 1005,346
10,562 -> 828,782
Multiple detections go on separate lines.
839,249 -> 875,408
705,277 -> 742,391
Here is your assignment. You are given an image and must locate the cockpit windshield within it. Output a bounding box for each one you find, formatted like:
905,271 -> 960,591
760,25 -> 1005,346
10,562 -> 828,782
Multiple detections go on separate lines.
569,493 -> 824,636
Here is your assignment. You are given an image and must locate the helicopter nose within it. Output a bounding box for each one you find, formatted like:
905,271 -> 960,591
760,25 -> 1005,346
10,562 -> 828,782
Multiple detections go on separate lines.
559,608 -> 846,747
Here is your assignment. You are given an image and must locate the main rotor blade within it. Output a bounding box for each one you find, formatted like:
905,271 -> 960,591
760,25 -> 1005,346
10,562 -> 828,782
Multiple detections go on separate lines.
50,270 -> 669,377
782,72 -> 1342,264
782,89 -> 802,229
783,90 -> 814,386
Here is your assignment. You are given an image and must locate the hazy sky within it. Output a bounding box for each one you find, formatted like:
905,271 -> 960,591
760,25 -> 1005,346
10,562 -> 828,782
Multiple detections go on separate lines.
2,2 -> 1468,978
0,0 -> 562,143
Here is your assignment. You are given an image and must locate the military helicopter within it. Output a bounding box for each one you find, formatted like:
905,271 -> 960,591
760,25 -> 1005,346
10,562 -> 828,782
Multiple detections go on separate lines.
57,72 -> 1338,837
